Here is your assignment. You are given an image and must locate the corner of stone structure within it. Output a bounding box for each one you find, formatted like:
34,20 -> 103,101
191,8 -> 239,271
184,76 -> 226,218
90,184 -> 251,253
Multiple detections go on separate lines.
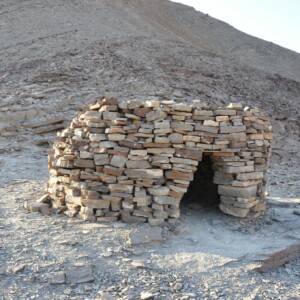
46,97 -> 273,224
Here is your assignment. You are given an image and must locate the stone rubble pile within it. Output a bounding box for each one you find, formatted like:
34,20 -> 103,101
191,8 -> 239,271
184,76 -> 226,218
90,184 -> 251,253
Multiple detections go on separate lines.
47,98 -> 272,224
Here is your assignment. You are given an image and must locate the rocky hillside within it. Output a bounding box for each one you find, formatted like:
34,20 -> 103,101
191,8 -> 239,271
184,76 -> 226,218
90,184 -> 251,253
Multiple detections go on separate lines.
0,0 -> 299,162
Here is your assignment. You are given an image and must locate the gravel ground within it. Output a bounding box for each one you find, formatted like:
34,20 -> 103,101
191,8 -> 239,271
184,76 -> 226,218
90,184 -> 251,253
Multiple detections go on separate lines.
0,146 -> 299,300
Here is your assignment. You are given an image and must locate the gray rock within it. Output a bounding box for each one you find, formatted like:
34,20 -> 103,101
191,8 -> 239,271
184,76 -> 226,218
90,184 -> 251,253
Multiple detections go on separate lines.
140,291 -> 154,299
174,282 -> 183,291
51,272 -> 66,285
128,227 -> 165,246
65,265 -> 94,284
11,263 -> 26,274
97,291 -> 115,300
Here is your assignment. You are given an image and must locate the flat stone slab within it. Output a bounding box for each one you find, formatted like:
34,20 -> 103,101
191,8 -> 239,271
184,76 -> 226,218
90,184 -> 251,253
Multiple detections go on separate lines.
65,265 -> 94,284
128,227 -> 165,246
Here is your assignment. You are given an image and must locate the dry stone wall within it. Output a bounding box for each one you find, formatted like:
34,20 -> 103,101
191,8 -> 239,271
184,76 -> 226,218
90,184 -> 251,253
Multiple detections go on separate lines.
47,98 -> 272,225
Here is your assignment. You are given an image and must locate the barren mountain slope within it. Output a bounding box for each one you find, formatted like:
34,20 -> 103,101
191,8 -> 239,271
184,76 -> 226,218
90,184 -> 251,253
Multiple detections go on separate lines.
1,0 -> 299,162
1,0 -> 300,81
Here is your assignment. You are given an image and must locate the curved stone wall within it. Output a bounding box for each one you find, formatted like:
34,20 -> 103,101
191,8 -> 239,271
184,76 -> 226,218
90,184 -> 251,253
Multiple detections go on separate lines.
47,98 -> 272,224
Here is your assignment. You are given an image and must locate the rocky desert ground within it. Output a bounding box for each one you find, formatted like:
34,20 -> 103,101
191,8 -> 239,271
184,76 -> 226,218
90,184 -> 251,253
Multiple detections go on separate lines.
0,1 -> 299,299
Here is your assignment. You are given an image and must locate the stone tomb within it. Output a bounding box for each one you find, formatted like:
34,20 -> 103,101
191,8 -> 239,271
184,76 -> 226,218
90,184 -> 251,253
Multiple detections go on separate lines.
47,98 -> 272,225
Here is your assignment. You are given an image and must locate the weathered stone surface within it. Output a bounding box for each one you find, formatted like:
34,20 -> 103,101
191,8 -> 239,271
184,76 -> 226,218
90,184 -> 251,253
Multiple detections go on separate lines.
99,141 -> 118,148
65,266 -> 94,284
11,264 -> 27,274
130,150 -> 148,156
36,194 -> 51,204
148,218 -> 165,226
153,196 -> 180,205
125,169 -> 163,179
81,199 -> 110,209
218,185 -> 257,198
172,103 -> 192,112
121,211 -> 147,223
219,132 -> 247,142
147,186 -> 170,196
25,202 -> 51,215
74,159 -> 95,168
103,166 -> 124,176
219,203 -> 250,217
80,151 -> 94,159
128,227 -> 165,245
165,170 -> 193,181
194,110 -> 213,116
175,149 -> 202,161
94,154 -> 110,165
203,120 -> 219,127
170,157 -> 198,166
171,122 -> 193,132
154,121 -> 170,129
220,126 -> 246,133
214,109 -> 236,116
97,216 -> 118,222
107,134 -> 126,141
108,184 -> 133,193
110,155 -> 127,168
126,160 -> 151,169
89,133 -> 107,142
146,110 -> 167,121
146,148 -> 175,155
223,165 -> 254,173
195,124 -> 218,133
236,171 -> 264,180
220,195 -> 236,204
51,272 -> 66,285
169,133 -> 183,143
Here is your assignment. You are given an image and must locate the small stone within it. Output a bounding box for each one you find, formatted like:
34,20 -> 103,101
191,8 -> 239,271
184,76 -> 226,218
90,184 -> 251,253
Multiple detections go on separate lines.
131,249 -> 144,256
24,274 -> 36,283
0,266 -> 6,275
130,261 -> 148,269
28,203 -> 51,215
51,272 -> 66,285
63,288 -> 72,295
219,203 -> 250,217
147,186 -> 170,196
128,227 -> 165,245
107,134 -> 126,141
140,291 -> 154,299
11,264 -> 26,274
218,185 -> 257,198
126,160 -> 151,169
110,155 -> 128,168
65,265 -> 94,284
169,133 -> 183,144
174,282 -> 183,291
94,154 -> 110,165
146,110 -> 167,121
125,169 -> 163,179
97,291 -> 115,300
36,194 -> 50,204
102,251 -> 113,258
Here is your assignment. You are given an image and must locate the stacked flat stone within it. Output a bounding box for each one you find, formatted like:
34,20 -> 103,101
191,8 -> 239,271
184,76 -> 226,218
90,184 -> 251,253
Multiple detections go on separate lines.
47,98 -> 272,224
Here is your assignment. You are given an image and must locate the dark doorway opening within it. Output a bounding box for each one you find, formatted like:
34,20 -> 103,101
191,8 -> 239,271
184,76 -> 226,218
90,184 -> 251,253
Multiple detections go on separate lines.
181,154 -> 220,208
